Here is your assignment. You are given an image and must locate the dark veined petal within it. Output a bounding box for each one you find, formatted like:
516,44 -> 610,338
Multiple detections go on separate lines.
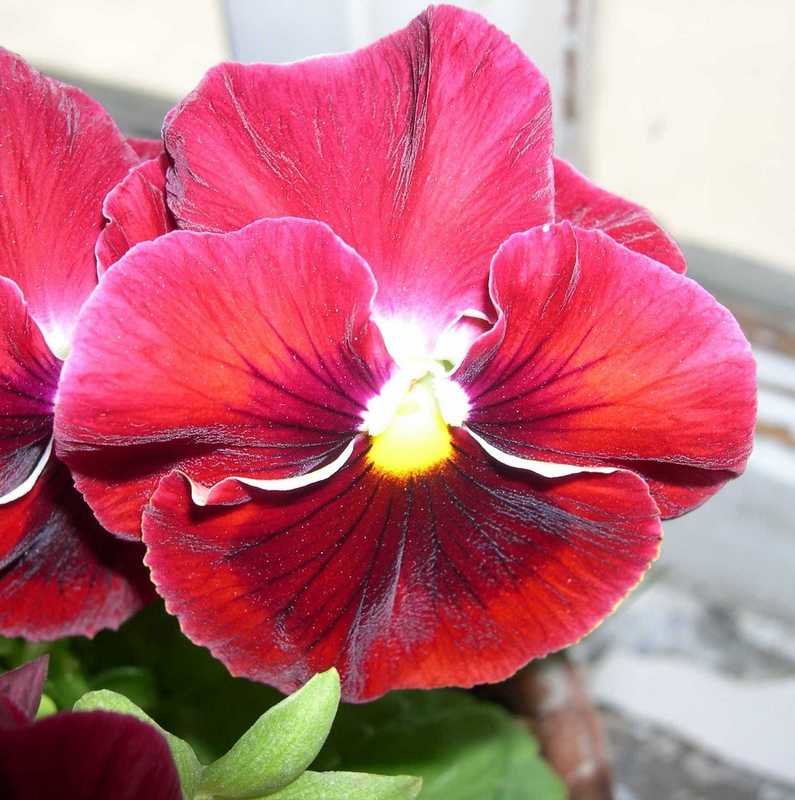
0,460 -> 153,640
456,223 -> 756,518
96,155 -> 175,274
142,431 -> 661,702
55,218 -> 394,538
554,158 -> 686,273
0,49 -> 136,348
0,710 -> 181,800
0,656 -> 49,724
0,278 -> 59,505
164,5 -> 553,341
127,136 -> 163,161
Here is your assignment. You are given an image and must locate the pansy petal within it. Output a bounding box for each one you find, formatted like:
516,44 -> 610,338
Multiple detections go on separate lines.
554,158 -> 686,273
0,656 -> 48,723
127,136 -> 163,161
96,155 -> 174,274
0,278 -> 59,504
0,710 -> 181,800
55,217 -> 393,538
164,5 -> 552,339
0,460 -> 152,639
143,431 -> 661,702
457,223 -> 756,517
0,49 -> 136,346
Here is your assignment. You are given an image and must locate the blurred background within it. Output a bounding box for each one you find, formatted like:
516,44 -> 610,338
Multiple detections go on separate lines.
2,1 -> 793,798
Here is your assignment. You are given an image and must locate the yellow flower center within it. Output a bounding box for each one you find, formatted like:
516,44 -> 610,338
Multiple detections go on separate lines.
368,380 -> 453,476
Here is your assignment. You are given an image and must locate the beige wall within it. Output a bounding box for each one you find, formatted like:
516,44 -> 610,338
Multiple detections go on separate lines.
585,0 -> 795,273
0,0 -> 228,98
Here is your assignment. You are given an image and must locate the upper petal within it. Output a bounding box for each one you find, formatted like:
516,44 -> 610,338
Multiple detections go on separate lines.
456,223 -> 756,517
143,431 -> 661,702
96,155 -> 175,275
0,460 -> 153,640
164,5 -> 553,341
554,158 -> 686,273
0,278 -> 59,504
127,136 -> 163,161
0,50 -> 136,344
0,710 -> 181,800
55,218 -> 394,538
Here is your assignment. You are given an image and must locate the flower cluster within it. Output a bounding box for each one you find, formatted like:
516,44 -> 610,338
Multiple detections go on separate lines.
1,6 -> 755,701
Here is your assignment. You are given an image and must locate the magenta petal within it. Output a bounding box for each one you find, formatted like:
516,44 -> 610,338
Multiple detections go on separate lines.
457,223 -> 756,517
0,461 -> 152,639
96,155 -> 175,274
554,158 -> 686,273
0,49 -> 136,344
0,278 -> 60,505
127,136 -> 163,161
56,217 -> 394,538
0,710 -> 181,800
143,432 -> 661,702
0,657 -> 48,724
164,5 -> 553,339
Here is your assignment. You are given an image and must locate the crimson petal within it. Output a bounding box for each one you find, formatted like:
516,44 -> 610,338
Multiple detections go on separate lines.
96,155 -> 175,274
55,218 -> 393,538
0,49 -> 135,346
554,158 -> 686,273
127,136 -> 163,161
457,223 -> 756,517
143,431 -> 661,702
164,5 -> 553,340
0,710 -> 181,800
0,278 -> 59,507
0,460 -> 152,639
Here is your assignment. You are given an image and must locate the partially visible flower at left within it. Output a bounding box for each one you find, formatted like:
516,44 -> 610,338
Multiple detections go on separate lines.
0,657 -> 182,800
0,49 -> 152,637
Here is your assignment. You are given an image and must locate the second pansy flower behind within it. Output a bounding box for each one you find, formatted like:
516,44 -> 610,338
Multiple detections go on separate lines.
54,5 -> 755,701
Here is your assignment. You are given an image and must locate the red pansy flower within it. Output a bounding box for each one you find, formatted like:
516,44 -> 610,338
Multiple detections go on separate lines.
0,49 -> 152,637
0,658 -> 181,800
54,6 -> 755,700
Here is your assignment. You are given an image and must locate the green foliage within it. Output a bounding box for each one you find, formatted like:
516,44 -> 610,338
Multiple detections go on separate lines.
73,670 -> 419,800
1,603 -> 564,799
318,690 -> 566,800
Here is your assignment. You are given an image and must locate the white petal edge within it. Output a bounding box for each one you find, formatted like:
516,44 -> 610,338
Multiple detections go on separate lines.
184,439 -> 358,507
465,427 -> 616,478
0,438 -> 53,505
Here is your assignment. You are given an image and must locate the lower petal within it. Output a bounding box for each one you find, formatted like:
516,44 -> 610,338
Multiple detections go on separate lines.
0,460 -> 153,640
143,431 -> 661,702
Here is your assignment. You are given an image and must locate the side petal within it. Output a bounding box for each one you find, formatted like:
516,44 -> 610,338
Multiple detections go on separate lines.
55,218 -> 394,538
0,278 -> 60,503
0,710 -> 181,800
554,158 -> 686,273
96,155 -> 175,275
456,223 -> 756,517
142,431 -> 661,702
127,136 -> 163,161
0,460 -> 153,640
0,49 -> 136,346
164,5 -> 553,340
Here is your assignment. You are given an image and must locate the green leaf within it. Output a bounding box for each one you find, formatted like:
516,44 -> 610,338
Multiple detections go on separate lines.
35,693 -> 57,719
266,771 -> 422,800
198,669 -> 340,800
74,689 -> 202,799
317,690 -> 566,800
